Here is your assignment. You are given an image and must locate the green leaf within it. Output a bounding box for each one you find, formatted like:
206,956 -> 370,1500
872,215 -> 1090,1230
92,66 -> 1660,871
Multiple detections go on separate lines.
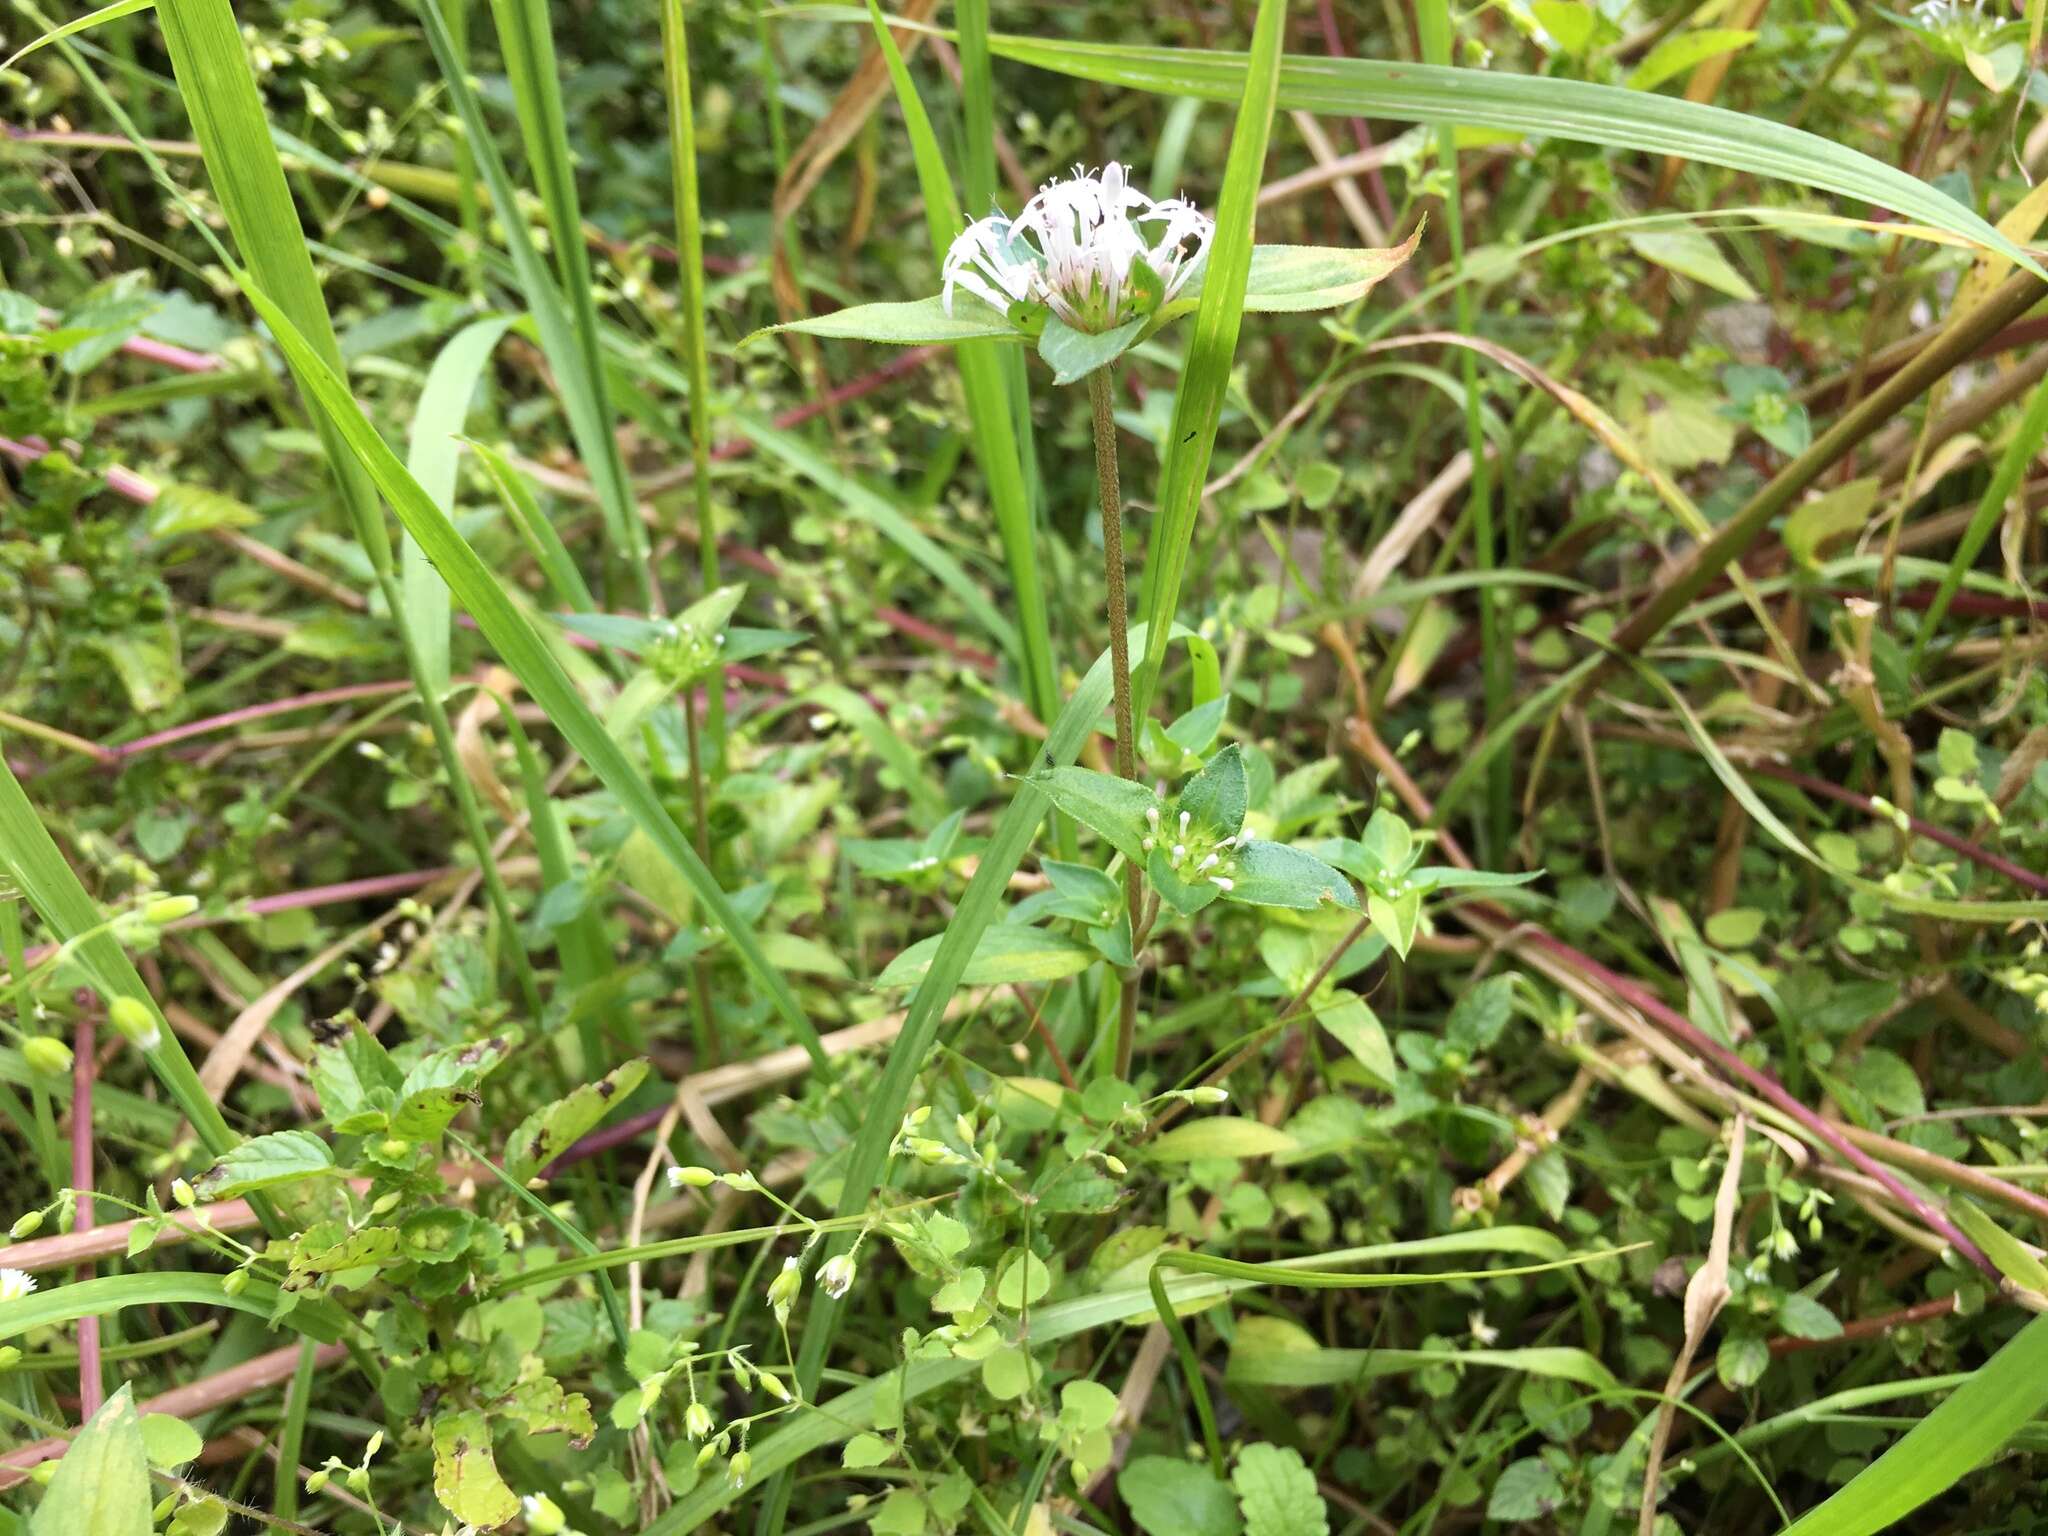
1318,995 -> 1394,1088
1224,841 -> 1358,911
1146,1118 -> 1300,1163
1177,744 -> 1248,840
146,483 -> 258,538
1783,477 -> 1879,570
431,1409 -> 519,1529
753,293 -> 1019,346
138,1414 -> 203,1469
29,1387 -> 150,1536
1625,28 -> 1758,93
1718,1330 -> 1770,1388
841,1433 -> 896,1469
1231,1443 -> 1328,1536
1626,228 -> 1758,301
876,925 -> 1098,990
995,1249 -> 1052,1308
1948,1199 -> 2048,1297
504,1059 -> 648,1184
1528,1 -> 1599,56
1060,1379 -> 1119,1432
1177,235 -> 1420,315
1485,1457 -> 1564,1522
1029,767 -> 1161,863
1446,974 -> 1517,1053
190,1128 -> 336,1201
1120,1456 -> 1243,1536
1775,1293 -> 1844,1342
1039,314 -> 1145,385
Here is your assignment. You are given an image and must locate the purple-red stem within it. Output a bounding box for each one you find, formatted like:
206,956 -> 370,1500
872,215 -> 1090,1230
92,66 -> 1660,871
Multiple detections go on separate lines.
70,1007 -> 102,1420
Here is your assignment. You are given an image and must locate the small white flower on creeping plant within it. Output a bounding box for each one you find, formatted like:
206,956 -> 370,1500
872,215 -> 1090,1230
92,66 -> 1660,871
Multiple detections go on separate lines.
0,1268 -> 36,1304
943,162 -> 1214,336
1468,1311 -> 1499,1347
817,1249 -> 858,1301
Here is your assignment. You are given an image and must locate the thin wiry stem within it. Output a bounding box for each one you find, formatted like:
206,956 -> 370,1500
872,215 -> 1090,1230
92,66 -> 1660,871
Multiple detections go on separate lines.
1088,366 -> 1143,1080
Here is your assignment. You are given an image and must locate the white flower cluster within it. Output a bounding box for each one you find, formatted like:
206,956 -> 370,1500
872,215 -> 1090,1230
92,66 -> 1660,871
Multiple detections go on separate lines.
942,163 -> 1213,335
1142,805 -> 1240,893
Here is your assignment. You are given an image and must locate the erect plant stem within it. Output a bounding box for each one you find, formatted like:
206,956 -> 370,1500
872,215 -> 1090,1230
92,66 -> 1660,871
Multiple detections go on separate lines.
1088,365 -> 1143,1081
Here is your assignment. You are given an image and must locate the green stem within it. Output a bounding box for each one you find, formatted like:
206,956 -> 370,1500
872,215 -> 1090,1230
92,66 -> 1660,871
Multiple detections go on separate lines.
1088,366 -> 1143,1081
272,1338 -> 320,1523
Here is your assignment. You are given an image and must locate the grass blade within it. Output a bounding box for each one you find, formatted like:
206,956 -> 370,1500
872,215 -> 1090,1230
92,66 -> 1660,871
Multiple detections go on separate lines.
230,275 -> 833,1074
1132,0 -> 1287,719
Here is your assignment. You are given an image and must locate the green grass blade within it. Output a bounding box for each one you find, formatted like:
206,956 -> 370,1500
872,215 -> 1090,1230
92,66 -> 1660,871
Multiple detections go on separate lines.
658,0 -> 727,756
0,1271 -> 345,1345
1909,369 -> 2048,669
0,754 -> 237,1157
1,0 -> 151,71
467,437 -> 600,614
1132,0 -> 1287,720
413,0 -> 647,604
862,0 -> 1060,729
232,276 -> 833,1075
1779,1313 -> 2048,1536
981,35 -> 2042,278
406,315 -> 518,695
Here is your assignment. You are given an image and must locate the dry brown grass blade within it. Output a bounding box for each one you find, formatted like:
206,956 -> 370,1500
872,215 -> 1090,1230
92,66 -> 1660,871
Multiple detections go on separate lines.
1639,1113 -> 1745,1535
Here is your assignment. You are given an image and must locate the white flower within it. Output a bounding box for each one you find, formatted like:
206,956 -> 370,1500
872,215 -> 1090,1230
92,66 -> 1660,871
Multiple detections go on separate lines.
0,1268 -> 36,1303
943,162 -> 1213,335
1468,1310 -> 1499,1347
817,1251 -> 858,1301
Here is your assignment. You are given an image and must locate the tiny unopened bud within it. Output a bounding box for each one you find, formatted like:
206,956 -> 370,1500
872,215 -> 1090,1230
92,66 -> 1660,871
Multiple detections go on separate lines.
669,1165 -> 716,1188
304,1470 -> 329,1495
1103,1154 -> 1127,1176
222,1268 -> 249,1297
684,1401 -> 715,1440
756,1371 -> 792,1404
9,1212 -> 43,1240
695,1440 -> 721,1472
108,996 -> 161,1051
143,895 -> 199,925
727,1451 -> 751,1490
22,1037 -> 72,1077
1188,1086 -> 1229,1104
171,1179 -> 195,1208
0,1345 -> 21,1371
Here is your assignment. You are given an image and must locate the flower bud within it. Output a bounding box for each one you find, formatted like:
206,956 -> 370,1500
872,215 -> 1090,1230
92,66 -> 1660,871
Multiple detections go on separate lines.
222,1268 -> 249,1297
756,1372 -> 792,1404
22,1037 -> 72,1077
694,1441 -> 721,1473
0,1346 -> 22,1371
765,1255 -> 802,1321
10,1211 -> 43,1240
304,1470 -> 329,1495
684,1401 -> 715,1440
523,1495 -> 565,1535
171,1180 -> 195,1208
727,1451 -> 751,1490
107,996 -> 161,1051
1188,1086 -> 1229,1105
144,895 -> 199,925
668,1165 -> 716,1189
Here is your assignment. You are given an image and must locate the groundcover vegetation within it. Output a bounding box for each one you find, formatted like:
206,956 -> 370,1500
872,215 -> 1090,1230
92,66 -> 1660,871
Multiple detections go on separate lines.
3,0 -> 2048,1532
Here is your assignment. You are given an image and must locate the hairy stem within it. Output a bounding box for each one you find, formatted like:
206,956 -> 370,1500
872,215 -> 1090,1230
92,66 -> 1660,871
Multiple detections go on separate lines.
1089,366 -> 1143,1080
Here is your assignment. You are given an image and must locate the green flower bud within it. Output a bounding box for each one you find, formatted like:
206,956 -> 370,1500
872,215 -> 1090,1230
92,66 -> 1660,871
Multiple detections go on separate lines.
22,1037 -> 72,1077
523,1495 -> 566,1536
668,1165 -> 716,1188
221,1268 -> 249,1297
10,1211 -> 43,1240
727,1451 -> 751,1490
171,1179 -> 195,1208
107,996 -> 161,1051
144,895 -> 199,925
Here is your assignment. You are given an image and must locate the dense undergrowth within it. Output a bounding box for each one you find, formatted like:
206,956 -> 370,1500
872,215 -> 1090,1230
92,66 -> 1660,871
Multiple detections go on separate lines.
3,1 -> 2048,1534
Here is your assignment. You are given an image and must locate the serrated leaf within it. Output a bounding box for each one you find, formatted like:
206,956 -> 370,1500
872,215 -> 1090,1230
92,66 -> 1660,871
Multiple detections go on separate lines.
1485,1456 -> 1564,1522
504,1059 -> 648,1184
190,1129 -> 336,1201
1231,1443 -> 1328,1536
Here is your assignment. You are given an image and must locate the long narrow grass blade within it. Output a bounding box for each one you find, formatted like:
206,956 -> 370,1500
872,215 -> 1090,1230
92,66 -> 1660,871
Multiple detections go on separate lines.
980,34 -> 2042,277
233,278 -> 833,1074
862,0 -> 1060,727
1778,1313 -> 2048,1536
1132,0 -> 1288,719
407,315 -> 518,695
